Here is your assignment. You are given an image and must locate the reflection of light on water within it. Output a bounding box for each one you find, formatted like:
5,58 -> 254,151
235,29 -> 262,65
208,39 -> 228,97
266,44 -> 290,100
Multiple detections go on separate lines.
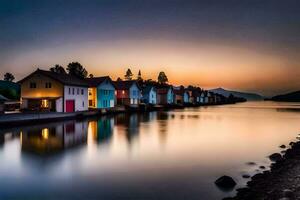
42,128 -> 49,140
87,121 -> 98,151
20,131 -> 22,144
87,122 -> 93,146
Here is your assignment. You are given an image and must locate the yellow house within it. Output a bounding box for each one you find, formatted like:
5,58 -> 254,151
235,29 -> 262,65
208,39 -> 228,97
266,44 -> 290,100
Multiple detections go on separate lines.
18,69 -> 89,112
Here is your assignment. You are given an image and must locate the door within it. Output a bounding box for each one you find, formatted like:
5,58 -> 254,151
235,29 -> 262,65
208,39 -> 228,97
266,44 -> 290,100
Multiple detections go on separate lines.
110,100 -> 114,107
66,100 -> 75,112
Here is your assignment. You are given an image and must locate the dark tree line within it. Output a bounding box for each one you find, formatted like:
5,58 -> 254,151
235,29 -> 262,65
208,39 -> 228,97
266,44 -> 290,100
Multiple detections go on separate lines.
49,62 -> 91,79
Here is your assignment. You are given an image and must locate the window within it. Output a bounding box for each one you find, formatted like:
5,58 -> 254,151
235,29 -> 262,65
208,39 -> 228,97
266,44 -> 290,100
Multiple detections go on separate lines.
77,88 -> 79,95
29,82 -> 36,88
82,101 -> 84,107
69,88 -> 71,94
81,89 -> 84,95
45,82 -> 52,88
72,88 -> 75,95
41,99 -> 49,108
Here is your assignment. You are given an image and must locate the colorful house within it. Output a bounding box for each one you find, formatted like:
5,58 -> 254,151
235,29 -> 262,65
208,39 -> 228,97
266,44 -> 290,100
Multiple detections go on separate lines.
156,85 -> 174,105
192,89 -> 201,104
18,69 -> 88,112
113,80 -> 141,107
173,87 -> 184,104
86,76 -> 115,109
183,90 -> 189,104
141,85 -> 157,105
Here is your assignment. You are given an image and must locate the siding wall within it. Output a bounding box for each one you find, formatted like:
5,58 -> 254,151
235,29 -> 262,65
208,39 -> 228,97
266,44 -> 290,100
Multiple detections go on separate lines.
97,81 -> 115,108
64,86 -> 88,112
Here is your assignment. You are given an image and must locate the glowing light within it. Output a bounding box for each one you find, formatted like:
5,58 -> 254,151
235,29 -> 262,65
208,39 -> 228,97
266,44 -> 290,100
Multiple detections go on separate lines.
42,128 -> 49,139
41,99 -> 49,108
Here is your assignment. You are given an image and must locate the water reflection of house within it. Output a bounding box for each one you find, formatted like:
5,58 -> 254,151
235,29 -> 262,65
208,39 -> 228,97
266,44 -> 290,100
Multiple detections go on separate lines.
21,120 -> 88,155
115,114 -> 140,143
88,117 -> 114,143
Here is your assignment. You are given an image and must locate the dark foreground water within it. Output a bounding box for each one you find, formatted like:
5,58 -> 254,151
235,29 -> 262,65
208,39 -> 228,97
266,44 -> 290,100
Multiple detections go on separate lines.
1,101 -> 300,200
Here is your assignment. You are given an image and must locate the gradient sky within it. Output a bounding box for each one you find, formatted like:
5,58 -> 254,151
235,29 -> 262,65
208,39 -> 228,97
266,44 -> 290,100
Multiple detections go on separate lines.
1,0 -> 300,96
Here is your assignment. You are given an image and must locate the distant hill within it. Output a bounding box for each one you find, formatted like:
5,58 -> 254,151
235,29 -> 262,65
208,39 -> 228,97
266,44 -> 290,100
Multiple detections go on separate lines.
210,88 -> 263,101
271,90 -> 300,102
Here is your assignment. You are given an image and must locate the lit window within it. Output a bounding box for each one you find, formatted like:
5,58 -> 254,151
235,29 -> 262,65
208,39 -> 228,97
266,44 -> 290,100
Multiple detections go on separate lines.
122,90 -> 125,94
41,99 -> 49,108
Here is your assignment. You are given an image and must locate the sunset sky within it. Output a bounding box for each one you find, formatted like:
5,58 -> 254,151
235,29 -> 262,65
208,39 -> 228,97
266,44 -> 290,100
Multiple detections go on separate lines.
1,0 -> 300,96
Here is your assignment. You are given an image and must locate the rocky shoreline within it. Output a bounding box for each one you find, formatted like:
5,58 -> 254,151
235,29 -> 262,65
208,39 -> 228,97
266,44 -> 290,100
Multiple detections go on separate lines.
224,138 -> 300,200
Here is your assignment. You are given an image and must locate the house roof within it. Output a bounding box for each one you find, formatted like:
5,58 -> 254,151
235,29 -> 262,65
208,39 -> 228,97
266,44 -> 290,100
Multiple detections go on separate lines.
18,69 -> 89,87
0,80 -> 20,91
0,94 -> 8,102
157,86 -> 173,95
113,80 -> 140,90
142,85 -> 156,95
85,76 -> 113,87
173,88 -> 185,95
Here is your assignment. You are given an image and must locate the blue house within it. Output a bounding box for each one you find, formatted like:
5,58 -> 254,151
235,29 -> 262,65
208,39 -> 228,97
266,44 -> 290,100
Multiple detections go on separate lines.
86,76 -> 115,109
183,90 -> 189,104
113,80 -> 141,107
141,85 -> 157,105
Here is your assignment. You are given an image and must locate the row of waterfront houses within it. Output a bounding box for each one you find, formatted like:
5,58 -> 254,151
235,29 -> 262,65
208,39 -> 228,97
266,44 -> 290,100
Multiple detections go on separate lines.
18,68 -> 226,113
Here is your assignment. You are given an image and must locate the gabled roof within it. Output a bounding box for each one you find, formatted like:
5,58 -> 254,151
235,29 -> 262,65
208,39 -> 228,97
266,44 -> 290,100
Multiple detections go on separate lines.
157,86 -> 173,95
85,76 -> 114,87
18,69 -> 89,87
173,86 -> 185,96
113,80 -> 141,90
142,85 -> 156,95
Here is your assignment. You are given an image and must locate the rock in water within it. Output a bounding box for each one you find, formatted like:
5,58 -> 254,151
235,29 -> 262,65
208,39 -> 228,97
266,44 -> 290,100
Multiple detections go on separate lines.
269,153 -> 282,162
242,174 -> 250,179
215,175 -> 236,189
280,144 -> 286,149
246,162 -> 256,165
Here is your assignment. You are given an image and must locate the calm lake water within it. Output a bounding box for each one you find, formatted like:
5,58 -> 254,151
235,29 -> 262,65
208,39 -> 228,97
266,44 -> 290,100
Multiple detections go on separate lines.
1,101 -> 300,200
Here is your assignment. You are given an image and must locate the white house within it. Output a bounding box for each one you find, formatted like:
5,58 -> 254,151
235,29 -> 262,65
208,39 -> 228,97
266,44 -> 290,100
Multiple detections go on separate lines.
19,69 -> 89,112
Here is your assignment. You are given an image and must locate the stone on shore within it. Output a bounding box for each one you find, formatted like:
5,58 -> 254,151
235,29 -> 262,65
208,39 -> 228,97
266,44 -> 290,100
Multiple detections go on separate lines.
269,153 -> 282,162
246,162 -> 256,165
242,174 -> 250,178
280,144 -> 286,148
215,175 -> 236,189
